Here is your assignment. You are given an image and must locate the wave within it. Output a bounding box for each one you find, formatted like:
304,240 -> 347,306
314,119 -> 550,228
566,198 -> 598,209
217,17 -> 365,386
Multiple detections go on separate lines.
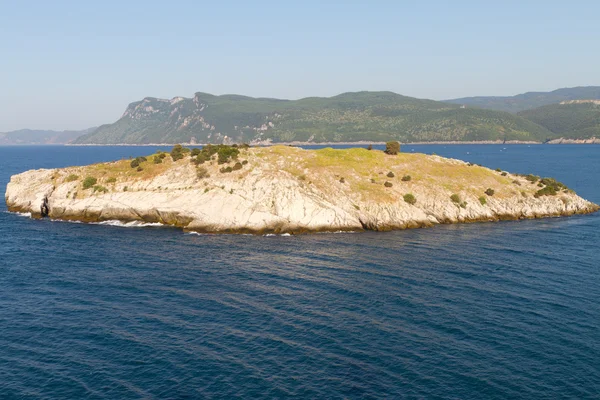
94,220 -> 164,228
5,211 -> 32,218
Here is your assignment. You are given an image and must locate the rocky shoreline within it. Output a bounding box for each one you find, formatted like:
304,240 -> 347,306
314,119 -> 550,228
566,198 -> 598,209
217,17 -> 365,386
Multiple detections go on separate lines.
5,146 -> 599,234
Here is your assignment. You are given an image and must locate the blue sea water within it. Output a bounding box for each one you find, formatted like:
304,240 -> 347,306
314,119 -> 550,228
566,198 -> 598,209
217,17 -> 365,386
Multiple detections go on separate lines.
1,144 -> 599,399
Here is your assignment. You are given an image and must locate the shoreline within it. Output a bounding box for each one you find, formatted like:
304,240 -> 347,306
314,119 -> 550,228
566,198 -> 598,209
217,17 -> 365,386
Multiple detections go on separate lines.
62,139 -> 598,147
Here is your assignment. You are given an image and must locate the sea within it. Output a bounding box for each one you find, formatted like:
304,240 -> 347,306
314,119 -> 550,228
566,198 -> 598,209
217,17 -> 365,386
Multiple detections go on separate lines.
0,144 -> 599,399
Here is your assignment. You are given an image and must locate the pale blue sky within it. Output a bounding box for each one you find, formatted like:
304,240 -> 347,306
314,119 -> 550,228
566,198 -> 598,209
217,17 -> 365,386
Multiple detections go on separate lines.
1,0 -> 599,131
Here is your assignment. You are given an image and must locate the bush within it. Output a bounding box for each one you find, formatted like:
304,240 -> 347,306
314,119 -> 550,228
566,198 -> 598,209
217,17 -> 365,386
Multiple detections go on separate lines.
384,181 -> 393,187
136,166 -> 143,172
535,186 -> 558,198
106,177 -> 117,183
339,177 -> 345,183
450,194 -> 461,203
485,188 -> 495,196
525,174 -> 539,183
403,193 -> 416,205
130,156 -> 147,168
495,168 -> 502,172
219,166 -> 233,173
123,186 -> 128,192
242,160 -> 248,165
384,141 -> 400,155
171,144 -> 186,161
479,196 -> 487,205
232,162 -> 243,171
501,172 -> 507,176
217,146 -> 240,164
191,148 -> 201,156
65,174 -> 79,182
92,185 -> 108,194
154,156 -> 163,164
387,171 -> 395,178
196,167 -> 209,179
401,175 -> 411,182
512,180 -> 521,186
158,152 -> 166,159
534,178 -> 567,198
82,177 -> 97,189
192,153 -> 208,165
367,144 -> 373,150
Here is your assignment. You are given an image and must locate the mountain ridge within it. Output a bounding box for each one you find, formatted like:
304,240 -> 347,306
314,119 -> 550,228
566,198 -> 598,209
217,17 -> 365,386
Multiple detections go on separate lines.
74,91 -> 553,145
0,128 -> 97,145
445,86 -> 600,113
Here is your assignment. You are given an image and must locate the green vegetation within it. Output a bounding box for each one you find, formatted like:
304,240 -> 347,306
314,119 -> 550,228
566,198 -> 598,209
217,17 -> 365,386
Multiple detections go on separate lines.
153,156 -> 163,164
73,91 -> 555,144
170,144 -> 186,161
518,102 -> 600,140
106,177 -> 117,183
485,188 -> 495,196
387,171 -> 395,177
450,194 -> 461,203
401,175 -> 411,182
403,193 -> 416,205
65,174 -> 79,182
93,185 -> 108,194
384,181 -> 393,187
525,174 -> 539,183
217,146 -> 240,164
196,167 -> 209,179
479,196 -> 487,205
384,141 -> 400,155
445,86 -> 600,113
82,177 -> 97,189
130,156 -> 147,168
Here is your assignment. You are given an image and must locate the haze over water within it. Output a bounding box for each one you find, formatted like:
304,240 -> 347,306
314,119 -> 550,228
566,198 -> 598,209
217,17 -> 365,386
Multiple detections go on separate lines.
1,144 -> 599,398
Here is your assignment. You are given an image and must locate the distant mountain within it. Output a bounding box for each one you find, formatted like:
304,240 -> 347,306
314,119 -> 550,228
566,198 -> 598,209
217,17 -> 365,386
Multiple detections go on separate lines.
518,101 -> 600,140
445,86 -> 600,113
0,128 -> 97,145
74,91 -> 552,144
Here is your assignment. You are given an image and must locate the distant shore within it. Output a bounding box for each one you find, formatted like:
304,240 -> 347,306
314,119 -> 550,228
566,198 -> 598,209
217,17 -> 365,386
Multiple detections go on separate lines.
65,140 -> 550,147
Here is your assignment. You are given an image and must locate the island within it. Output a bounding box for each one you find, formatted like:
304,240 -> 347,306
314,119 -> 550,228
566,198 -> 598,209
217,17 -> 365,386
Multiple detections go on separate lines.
5,144 -> 599,234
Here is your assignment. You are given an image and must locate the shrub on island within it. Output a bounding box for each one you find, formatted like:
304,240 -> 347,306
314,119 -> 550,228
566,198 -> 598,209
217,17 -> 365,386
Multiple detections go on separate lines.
65,174 -> 79,182
403,193 -> 416,205
384,141 -> 400,155
82,177 -> 97,189
401,175 -> 411,182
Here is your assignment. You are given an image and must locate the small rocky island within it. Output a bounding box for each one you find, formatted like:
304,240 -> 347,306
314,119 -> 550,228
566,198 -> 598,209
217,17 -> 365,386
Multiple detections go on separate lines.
5,144 -> 599,234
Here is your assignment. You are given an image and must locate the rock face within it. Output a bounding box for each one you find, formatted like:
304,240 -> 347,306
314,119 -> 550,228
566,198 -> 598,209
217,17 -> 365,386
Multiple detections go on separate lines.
5,146 -> 599,234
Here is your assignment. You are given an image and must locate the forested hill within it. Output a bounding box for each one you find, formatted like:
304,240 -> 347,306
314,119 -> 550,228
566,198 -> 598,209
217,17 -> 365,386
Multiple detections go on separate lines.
445,86 -> 600,113
74,91 -> 552,144
518,101 -> 600,139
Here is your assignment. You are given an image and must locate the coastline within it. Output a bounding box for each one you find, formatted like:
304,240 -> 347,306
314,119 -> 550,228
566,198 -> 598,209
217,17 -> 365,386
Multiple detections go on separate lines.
65,140 -> 552,147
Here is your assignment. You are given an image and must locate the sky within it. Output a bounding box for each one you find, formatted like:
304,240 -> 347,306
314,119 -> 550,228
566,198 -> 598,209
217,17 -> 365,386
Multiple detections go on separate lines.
1,0 -> 599,131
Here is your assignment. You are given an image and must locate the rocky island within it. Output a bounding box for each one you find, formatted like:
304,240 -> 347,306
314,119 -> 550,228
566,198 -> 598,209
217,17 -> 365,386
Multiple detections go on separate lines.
5,144 -> 598,234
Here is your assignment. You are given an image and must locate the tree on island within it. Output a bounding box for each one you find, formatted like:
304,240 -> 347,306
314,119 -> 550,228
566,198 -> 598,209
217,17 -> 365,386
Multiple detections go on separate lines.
384,141 -> 400,155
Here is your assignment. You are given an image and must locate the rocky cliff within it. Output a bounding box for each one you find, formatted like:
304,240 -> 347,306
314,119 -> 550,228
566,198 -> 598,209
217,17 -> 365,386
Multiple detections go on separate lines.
5,146 -> 598,234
